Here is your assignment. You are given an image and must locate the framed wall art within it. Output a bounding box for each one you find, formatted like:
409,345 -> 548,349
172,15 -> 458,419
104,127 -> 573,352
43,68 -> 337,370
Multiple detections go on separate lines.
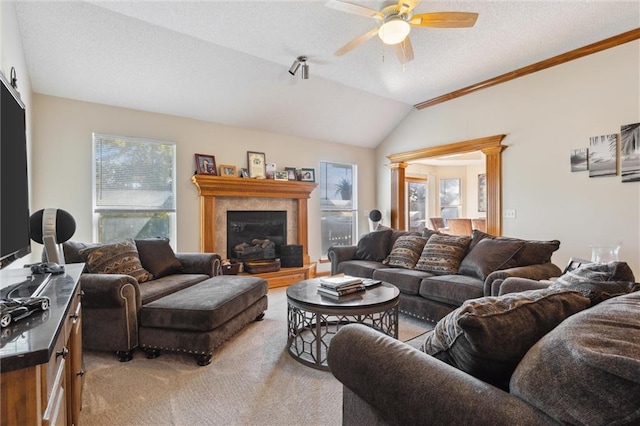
220,164 -> 237,177
247,151 -> 266,179
195,153 -> 217,175
300,168 -> 315,182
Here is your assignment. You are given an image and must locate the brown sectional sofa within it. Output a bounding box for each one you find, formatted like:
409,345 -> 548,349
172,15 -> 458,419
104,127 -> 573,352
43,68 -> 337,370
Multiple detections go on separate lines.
328,228 -> 562,323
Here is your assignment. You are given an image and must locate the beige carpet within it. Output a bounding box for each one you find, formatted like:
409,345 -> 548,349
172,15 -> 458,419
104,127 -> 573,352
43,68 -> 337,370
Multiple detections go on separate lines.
79,287 -> 432,426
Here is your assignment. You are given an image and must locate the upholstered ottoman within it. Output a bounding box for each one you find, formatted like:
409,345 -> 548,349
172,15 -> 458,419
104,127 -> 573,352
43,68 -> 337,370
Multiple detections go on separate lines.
139,275 -> 268,365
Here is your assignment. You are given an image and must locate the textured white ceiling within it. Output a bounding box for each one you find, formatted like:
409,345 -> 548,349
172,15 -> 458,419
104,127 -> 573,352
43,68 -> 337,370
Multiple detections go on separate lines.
14,1 -> 640,148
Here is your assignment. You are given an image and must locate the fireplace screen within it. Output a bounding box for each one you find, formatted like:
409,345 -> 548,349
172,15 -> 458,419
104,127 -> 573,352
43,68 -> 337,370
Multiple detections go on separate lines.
227,211 -> 287,261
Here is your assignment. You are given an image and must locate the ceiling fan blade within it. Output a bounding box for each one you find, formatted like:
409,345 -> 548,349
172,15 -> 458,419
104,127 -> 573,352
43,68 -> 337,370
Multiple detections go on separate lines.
335,28 -> 379,56
394,37 -> 414,64
325,0 -> 383,20
409,12 -> 478,28
396,0 -> 420,15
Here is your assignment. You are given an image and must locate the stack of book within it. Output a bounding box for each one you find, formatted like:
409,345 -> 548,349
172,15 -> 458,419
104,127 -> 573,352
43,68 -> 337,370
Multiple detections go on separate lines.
317,276 -> 365,297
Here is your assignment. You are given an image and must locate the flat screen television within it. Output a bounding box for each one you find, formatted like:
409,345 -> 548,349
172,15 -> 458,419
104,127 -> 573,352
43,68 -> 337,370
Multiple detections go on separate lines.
0,71 -> 31,268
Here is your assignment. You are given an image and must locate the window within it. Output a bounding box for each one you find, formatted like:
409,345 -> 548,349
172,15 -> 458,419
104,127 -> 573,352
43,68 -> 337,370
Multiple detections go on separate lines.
439,178 -> 461,221
319,161 -> 357,254
407,178 -> 428,233
93,133 -> 176,245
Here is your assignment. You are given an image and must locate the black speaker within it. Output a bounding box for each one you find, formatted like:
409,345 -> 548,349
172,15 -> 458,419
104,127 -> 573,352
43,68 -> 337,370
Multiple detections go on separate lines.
280,245 -> 303,268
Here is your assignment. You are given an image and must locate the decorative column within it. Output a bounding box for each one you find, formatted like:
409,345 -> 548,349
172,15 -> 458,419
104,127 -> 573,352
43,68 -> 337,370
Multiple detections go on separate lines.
388,162 -> 408,230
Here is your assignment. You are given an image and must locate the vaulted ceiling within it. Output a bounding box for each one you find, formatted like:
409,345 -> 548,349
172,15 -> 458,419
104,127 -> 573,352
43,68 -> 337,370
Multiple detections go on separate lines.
14,1 -> 640,148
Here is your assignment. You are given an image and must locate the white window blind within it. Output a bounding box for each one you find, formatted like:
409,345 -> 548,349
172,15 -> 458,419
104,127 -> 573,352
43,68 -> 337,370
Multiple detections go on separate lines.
92,133 -> 177,244
94,134 -> 176,212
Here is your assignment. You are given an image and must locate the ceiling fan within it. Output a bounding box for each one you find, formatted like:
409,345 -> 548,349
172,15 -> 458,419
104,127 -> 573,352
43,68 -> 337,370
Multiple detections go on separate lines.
326,0 -> 478,64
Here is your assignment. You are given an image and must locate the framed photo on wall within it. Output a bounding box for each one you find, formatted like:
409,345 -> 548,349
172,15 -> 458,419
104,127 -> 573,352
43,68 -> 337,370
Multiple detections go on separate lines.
300,168 -> 315,182
195,154 -> 217,175
247,151 -> 266,179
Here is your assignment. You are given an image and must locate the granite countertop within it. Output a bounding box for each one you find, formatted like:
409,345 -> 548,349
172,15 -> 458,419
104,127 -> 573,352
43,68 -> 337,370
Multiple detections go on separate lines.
0,264 -> 82,372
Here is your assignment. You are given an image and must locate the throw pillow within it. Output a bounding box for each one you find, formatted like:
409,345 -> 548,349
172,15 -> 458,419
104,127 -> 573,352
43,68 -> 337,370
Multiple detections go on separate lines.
415,234 -> 471,275
355,229 -> 393,262
421,288 -> 591,390
80,239 -> 153,283
382,235 -> 428,269
467,230 -> 560,267
458,238 -> 525,280
135,238 -> 184,279
550,261 -> 638,305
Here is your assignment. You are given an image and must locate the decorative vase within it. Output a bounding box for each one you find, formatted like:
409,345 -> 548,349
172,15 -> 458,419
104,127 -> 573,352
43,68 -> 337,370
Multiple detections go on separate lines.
589,245 -> 620,263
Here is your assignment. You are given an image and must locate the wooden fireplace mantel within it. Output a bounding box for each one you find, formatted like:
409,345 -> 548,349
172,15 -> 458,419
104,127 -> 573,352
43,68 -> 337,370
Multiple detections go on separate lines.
191,175 -> 317,265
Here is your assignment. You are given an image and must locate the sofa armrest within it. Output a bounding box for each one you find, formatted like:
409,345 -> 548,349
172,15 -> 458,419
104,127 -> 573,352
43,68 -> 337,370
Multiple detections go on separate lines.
483,262 -> 562,296
327,245 -> 357,275
328,324 -> 556,425
176,252 -> 221,277
497,277 -> 552,296
80,273 -> 141,310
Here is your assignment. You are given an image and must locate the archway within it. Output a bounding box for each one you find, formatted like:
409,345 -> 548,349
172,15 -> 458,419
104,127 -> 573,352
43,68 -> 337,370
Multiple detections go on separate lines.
387,134 -> 507,236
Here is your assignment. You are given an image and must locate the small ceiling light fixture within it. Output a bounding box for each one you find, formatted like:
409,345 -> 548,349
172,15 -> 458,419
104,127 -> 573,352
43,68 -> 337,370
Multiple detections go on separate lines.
378,15 -> 410,45
289,56 -> 309,79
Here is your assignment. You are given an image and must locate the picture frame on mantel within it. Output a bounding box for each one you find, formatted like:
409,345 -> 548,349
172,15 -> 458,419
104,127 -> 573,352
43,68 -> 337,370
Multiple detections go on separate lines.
300,168 -> 315,182
220,164 -> 237,177
195,153 -> 217,175
247,151 -> 266,179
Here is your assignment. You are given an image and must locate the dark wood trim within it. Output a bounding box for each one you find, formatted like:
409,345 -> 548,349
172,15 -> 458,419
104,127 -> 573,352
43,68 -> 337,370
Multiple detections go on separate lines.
415,28 -> 640,110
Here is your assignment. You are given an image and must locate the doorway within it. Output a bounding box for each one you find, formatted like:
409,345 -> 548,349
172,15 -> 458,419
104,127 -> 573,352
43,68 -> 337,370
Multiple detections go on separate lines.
387,134 -> 507,236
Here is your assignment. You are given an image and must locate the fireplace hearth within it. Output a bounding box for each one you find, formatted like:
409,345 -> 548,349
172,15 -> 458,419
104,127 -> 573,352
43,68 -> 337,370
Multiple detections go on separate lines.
227,211 -> 287,262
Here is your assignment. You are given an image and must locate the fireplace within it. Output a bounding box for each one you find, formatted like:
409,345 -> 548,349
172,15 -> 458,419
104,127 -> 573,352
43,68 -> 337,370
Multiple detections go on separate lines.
227,211 -> 287,261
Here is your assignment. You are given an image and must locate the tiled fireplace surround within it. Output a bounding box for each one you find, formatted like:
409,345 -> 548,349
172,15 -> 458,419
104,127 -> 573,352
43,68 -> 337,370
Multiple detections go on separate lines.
217,198 -> 297,260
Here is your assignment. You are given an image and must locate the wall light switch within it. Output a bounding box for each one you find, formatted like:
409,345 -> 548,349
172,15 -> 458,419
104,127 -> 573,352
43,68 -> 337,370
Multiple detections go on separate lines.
504,209 -> 517,219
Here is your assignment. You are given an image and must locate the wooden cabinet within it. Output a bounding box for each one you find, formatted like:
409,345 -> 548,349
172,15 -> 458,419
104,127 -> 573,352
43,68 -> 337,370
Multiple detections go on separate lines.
1,264 -> 84,426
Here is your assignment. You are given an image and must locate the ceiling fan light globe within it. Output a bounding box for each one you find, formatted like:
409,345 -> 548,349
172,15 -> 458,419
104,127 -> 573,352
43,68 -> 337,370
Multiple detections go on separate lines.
378,19 -> 410,44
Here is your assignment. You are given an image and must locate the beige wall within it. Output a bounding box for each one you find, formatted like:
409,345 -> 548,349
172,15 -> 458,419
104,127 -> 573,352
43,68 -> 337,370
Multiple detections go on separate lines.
377,41 -> 640,276
30,95 -> 377,267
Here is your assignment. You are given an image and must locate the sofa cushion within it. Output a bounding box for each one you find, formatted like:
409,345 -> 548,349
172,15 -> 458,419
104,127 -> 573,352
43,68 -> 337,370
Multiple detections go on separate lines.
337,260 -> 386,279
549,261 -> 638,304
421,288 -> 591,390
419,274 -> 484,306
383,235 -> 428,269
80,239 -> 154,283
458,238 -> 525,280
415,234 -> 471,275
138,273 -> 210,304
468,230 -> 560,267
511,291 -> 640,425
355,229 -> 393,262
135,238 -> 184,279
372,268 -> 434,295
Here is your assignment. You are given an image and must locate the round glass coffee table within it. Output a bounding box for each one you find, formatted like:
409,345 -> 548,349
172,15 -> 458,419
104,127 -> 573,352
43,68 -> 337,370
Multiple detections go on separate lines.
286,278 -> 399,371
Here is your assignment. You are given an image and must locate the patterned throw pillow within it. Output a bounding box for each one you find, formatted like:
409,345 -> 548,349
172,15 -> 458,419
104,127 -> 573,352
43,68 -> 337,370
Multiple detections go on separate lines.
415,234 -> 471,275
550,261 -> 637,305
80,239 -> 153,283
421,288 -> 591,390
383,235 -> 428,269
